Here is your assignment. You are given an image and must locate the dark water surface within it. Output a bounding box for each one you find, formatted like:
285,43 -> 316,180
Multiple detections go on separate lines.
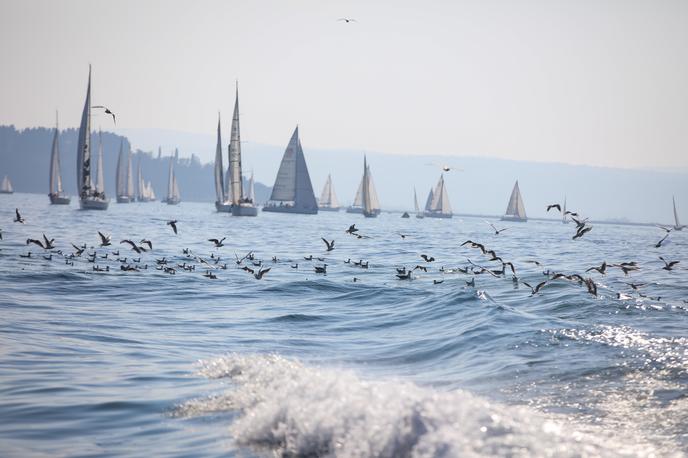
1,193 -> 687,457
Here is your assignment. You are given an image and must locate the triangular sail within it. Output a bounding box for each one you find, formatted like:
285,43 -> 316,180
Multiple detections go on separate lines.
424,188 -> 434,212
429,174 -> 452,214
674,196 -> 681,227
167,157 -> 174,199
505,181 -> 526,219
293,132 -> 317,210
116,139 -> 126,197
137,159 -> 143,200
352,177 -> 363,206
76,65 -> 92,196
1,176 -> 12,192
362,156 -> 372,213
247,172 -> 255,203
95,131 -> 105,193
367,165 -> 380,210
414,187 -> 420,213
229,88 -> 243,205
172,173 -> 180,200
126,146 -> 134,198
270,128 -> 299,202
319,174 -> 339,208
49,114 -> 62,195
214,114 -> 225,203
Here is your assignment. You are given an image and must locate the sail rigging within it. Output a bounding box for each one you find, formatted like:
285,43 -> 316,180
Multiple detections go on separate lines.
229,86 -> 244,205
76,66 -> 92,196
214,114 -> 225,204
425,174 -> 452,217
424,188 -> 434,212
319,174 -> 340,209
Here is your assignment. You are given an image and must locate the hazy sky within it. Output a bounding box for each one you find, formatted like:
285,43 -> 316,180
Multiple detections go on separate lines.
1,0 -> 687,168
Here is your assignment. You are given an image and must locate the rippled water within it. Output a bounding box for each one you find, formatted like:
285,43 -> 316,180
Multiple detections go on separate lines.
1,193 -> 687,457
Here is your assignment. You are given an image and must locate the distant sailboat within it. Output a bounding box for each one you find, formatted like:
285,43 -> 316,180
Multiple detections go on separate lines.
0,176 -> 13,194
136,159 -> 154,202
562,196 -> 569,224
164,155 -> 181,205
318,174 -> 340,211
116,140 -> 134,203
228,85 -> 257,217
77,65 -> 109,210
246,172 -> 256,204
263,126 -> 318,215
362,156 -> 379,218
214,113 -> 232,212
425,174 -> 452,218
94,131 -> 106,198
501,180 -> 527,222
48,112 -> 70,204
673,196 -> 685,231
346,158 -> 381,215
414,187 -> 424,219
424,188 -> 434,213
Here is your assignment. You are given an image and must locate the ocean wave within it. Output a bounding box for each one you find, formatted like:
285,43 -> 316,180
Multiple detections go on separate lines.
177,353 -> 645,457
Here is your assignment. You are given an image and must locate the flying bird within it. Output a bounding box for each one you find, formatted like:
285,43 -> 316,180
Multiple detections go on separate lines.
659,256 -> 679,271
420,254 -> 435,262
321,238 -> 335,251
208,237 -> 226,248
14,208 -> 25,224
585,261 -> 607,275
345,224 -> 358,235
167,220 -> 178,234
546,204 -> 561,213
254,267 -> 271,280
523,281 -> 547,296
655,233 -> 669,248
98,231 -> 111,247
484,221 -> 509,235
92,105 -> 116,124
573,226 -> 592,240
337,17 -> 357,23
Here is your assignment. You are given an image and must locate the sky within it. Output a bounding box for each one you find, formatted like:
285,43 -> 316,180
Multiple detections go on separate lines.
1,0 -> 687,169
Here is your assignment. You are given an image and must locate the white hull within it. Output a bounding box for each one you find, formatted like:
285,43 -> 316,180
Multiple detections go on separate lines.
80,198 -> 109,210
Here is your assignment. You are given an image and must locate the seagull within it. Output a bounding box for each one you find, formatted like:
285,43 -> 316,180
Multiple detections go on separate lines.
254,267 -> 271,279
426,163 -> 460,172
573,226 -> 592,240
624,282 -> 645,290
139,239 -> 153,250
120,240 -> 145,253
484,221 -> 509,235
321,238 -> 335,251
345,224 -> 359,235
167,220 -> 178,234
314,264 -> 327,274
92,106 -> 116,124
659,256 -> 679,271
208,237 -> 226,248
433,279 -> 444,285
584,278 -> 598,297
585,261 -> 607,275
571,216 -> 589,229
14,208 -> 25,224
420,254 -> 435,262
546,204 -> 561,212
655,233 -> 669,248
26,238 -> 46,249
413,265 -> 428,272
337,17 -> 357,23
523,281 -> 547,296
71,243 -> 85,256
98,231 -> 111,247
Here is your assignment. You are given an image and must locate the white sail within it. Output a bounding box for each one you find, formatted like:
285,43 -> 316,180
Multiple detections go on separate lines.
126,146 -> 134,198
414,187 -> 420,213
562,196 -> 567,223
504,180 -> 527,219
429,174 -> 452,215
319,174 -> 340,208
214,114 -> 225,203
116,139 -> 126,197
367,166 -> 380,211
352,176 -> 363,207
95,131 -> 105,194
270,128 -> 299,202
137,159 -> 144,200
167,157 -> 174,200
76,65 -> 93,196
172,173 -> 180,200
362,156 -> 372,214
247,172 -> 255,203
1,176 -> 12,193
228,87 -> 243,205
673,196 -> 681,227
49,114 -> 63,195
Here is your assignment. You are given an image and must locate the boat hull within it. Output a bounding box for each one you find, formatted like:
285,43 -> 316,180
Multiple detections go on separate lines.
415,214 -> 424,219
425,212 -> 452,219
49,195 -> 71,205
164,198 -> 181,205
318,206 -> 340,212
500,215 -> 528,222
80,198 -> 109,210
0,190 -> 13,194
232,205 -> 258,217
346,206 -> 380,215
263,205 -> 318,215
117,196 -> 132,203
401,212 -> 410,218
215,201 -> 232,213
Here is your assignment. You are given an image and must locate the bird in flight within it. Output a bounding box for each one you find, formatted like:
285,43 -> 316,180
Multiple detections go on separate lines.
546,204 -> 561,212
321,238 -> 335,251
14,208 -> 25,224
167,220 -> 178,234
426,163 -> 461,172
92,106 -> 116,125
484,221 -> 509,235
98,231 -> 111,247
337,18 -> 357,23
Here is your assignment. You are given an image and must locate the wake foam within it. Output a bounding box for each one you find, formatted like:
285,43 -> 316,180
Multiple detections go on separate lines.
176,354 -> 642,457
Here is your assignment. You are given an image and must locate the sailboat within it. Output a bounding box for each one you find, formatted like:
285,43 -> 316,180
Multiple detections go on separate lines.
414,187 -> 424,219
501,180 -> 527,222
425,174 -> 452,218
164,155 -> 181,205
318,174 -> 340,211
228,86 -> 257,217
362,156 -> 379,218
562,196 -> 569,224
116,140 -> 134,203
424,188 -> 434,214
214,113 -> 232,212
673,196 -> 685,231
77,66 -> 109,210
263,126 -> 318,215
346,158 -> 381,215
48,113 -> 70,204
246,171 -> 256,204
0,176 -> 13,194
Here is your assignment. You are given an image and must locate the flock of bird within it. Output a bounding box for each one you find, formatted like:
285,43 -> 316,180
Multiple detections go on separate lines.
2,203 -> 686,307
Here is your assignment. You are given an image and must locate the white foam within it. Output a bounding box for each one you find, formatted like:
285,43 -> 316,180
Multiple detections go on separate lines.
175,353 -> 655,457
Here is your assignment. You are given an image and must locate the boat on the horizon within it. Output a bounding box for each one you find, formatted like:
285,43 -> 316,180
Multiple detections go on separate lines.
228,86 -> 257,216
424,174 -> 452,218
318,174 -> 340,212
562,196 -> 569,224
347,157 -> 380,216
136,159 -> 155,202
673,196 -> 685,231
77,65 -> 109,210
214,113 -> 232,212
501,180 -> 527,222
48,112 -> 70,204
361,156 -> 378,218
0,175 -> 13,194
413,187 -> 423,219
263,126 -> 318,215
116,140 -> 135,203
164,154 -> 181,205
